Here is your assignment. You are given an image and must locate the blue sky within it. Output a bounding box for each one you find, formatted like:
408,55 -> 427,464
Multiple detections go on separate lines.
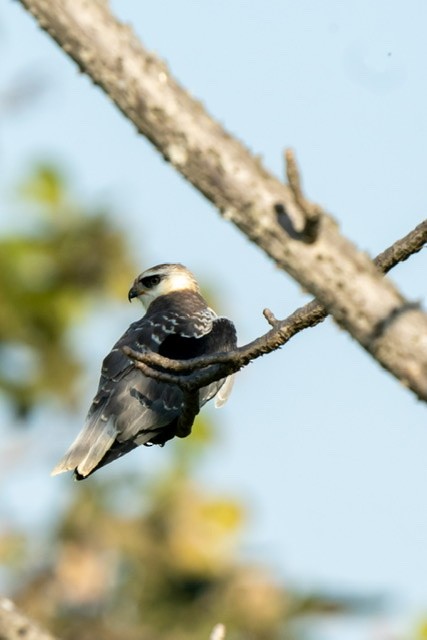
1,2 -> 427,638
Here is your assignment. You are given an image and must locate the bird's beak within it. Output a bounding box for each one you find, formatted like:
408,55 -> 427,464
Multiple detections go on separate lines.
128,286 -> 139,302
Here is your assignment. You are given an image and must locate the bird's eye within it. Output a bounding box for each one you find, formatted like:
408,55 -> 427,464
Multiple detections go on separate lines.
141,275 -> 161,288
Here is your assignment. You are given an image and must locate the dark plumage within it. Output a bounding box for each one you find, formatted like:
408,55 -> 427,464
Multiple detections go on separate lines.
51,264 -> 237,479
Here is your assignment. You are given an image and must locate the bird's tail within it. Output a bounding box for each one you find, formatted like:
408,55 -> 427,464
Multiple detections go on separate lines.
51,414 -> 118,479
214,374 -> 235,408
73,439 -> 139,480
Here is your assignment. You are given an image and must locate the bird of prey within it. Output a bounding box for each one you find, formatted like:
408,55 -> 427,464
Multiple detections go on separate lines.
52,263 -> 237,480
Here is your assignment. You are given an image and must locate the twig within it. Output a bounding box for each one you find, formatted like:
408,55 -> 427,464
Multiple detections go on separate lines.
263,308 -> 280,327
284,149 -> 322,243
374,218 -> 427,273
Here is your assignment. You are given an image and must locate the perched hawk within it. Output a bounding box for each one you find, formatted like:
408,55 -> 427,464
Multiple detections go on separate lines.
52,263 -> 237,480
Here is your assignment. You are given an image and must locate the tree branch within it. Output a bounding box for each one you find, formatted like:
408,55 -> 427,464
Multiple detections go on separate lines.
374,218 -> 427,272
16,0 -> 427,399
0,598 -> 58,640
124,220 -> 427,402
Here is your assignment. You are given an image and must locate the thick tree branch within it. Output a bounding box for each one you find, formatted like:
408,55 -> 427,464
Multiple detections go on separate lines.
17,0 -> 427,399
0,598 -> 58,640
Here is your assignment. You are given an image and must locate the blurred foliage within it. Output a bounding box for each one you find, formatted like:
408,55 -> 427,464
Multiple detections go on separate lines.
0,164 -> 135,415
1,426 -> 368,640
6,438 -> 359,640
416,620 -> 427,640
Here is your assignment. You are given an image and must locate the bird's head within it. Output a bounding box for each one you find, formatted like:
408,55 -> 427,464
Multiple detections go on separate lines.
128,263 -> 200,308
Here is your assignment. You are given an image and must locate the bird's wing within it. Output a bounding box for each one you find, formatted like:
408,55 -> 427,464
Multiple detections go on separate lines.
155,315 -> 237,414
195,317 -> 238,408
214,374 -> 235,408
51,296 -> 218,478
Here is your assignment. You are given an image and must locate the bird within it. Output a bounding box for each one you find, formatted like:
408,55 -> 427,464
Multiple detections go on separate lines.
51,263 -> 237,480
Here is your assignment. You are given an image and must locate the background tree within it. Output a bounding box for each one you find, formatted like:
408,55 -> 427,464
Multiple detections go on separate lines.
0,164 -> 134,415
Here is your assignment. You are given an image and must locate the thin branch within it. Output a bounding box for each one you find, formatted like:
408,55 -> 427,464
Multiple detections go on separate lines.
123,220 -> 427,436
374,218 -> 427,273
17,0 -> 427,399
125,219 -> 427,387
